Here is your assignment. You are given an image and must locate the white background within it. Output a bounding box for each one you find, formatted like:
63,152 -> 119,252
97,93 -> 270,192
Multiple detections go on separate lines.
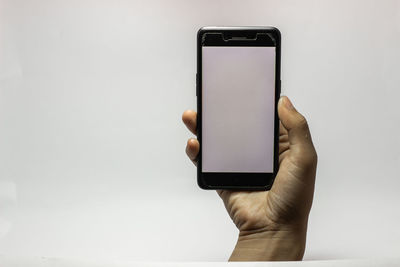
1,0 -> 400,262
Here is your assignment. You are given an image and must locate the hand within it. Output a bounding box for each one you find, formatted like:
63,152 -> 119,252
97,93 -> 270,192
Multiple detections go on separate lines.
182,96 -> 317,261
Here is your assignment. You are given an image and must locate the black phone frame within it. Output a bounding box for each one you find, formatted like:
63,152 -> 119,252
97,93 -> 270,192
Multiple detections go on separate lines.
196,26 -> 281,190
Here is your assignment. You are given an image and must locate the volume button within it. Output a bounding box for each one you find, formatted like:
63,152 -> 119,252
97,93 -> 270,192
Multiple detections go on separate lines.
196,73 -> 199,96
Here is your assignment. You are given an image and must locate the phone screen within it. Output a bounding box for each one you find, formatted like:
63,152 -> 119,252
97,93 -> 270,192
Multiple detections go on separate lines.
202,46 -> 276,173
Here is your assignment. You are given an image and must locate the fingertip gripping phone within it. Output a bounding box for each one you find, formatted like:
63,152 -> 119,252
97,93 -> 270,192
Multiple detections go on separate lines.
196,26 -> 281,190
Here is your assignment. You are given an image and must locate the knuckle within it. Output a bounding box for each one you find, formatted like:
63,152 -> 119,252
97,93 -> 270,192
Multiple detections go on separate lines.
305,149 -> 318,168
293,147 -> 317,169
312,150 -> 318,164
297,115 -> 309,131
304,152 -> 317,169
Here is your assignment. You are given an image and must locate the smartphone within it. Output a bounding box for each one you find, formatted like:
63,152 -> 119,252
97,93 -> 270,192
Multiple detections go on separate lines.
196,26 -> 281,190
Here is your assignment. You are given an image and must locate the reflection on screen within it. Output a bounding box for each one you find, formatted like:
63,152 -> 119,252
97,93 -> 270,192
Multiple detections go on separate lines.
202,46 -> 276,173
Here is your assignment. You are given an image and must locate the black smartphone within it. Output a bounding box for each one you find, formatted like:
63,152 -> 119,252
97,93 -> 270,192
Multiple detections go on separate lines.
196,26 -> 281,190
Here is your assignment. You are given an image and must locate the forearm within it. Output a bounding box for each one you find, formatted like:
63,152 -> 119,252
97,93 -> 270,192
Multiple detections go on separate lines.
229,225 -> 307,261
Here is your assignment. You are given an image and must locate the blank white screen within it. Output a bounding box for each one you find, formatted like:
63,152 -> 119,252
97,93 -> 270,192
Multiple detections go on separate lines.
202,46 -> 276,173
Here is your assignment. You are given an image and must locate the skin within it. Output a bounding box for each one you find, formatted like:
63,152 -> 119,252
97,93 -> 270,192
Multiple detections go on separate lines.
182,96 -> 318,261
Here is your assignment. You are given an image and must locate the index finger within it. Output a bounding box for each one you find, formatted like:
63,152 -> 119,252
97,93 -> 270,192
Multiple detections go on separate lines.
182,110 -> 197,135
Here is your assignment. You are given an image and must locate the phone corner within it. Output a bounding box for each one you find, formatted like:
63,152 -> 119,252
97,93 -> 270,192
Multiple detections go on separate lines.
197,27 -> 208,41
271,27 -> 281,36
269,27 -> 281,44
196,177 -> 210,190
263,184 -> 273,191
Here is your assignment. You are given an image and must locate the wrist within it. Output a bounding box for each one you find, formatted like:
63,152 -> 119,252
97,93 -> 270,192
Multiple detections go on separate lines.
229,223 -> 307,261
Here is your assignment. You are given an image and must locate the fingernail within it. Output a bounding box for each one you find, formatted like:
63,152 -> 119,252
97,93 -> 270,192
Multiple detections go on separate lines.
284,97 -> 295,110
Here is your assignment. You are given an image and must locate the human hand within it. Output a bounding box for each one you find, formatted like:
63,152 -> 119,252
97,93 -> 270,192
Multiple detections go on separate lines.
182,96 -> 317,261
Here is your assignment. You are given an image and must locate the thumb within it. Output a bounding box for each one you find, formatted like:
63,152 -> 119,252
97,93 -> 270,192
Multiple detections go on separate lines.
278,96 -> 313,147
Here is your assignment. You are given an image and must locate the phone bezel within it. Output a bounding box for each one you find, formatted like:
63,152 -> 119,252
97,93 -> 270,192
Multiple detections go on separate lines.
196,26 -> 281,190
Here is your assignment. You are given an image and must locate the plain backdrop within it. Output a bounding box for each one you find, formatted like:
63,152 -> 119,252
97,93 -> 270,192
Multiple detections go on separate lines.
1,0 -> 400,262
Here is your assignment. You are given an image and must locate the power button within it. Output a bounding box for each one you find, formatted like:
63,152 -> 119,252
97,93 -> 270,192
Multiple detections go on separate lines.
278,79 -> 281,96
